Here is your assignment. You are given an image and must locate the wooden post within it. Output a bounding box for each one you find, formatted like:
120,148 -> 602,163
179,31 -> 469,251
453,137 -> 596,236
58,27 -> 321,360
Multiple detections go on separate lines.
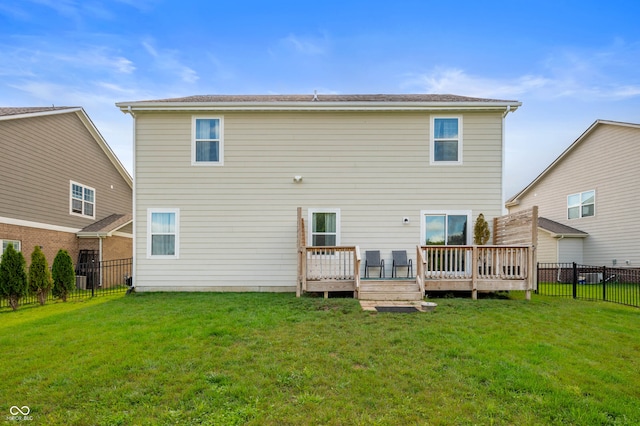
296,207 -> 302,297
472,245 -> 478,300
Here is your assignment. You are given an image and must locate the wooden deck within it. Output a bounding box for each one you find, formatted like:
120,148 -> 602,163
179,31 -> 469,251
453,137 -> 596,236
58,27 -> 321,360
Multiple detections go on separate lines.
297,245 -> 534,300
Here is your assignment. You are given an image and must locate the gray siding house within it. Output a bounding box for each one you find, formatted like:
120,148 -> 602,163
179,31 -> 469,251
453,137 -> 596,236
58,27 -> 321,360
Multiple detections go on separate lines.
117,94 -> 521,292
0,107 -> 133,266
506,120 -> 640,266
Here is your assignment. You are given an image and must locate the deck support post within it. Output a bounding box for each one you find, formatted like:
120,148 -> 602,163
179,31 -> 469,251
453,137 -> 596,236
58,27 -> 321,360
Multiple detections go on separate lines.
472,246 -> 478,300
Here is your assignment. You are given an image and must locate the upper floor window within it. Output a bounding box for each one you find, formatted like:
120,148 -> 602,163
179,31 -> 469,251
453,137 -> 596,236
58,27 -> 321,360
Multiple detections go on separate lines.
431,116 -> 463,165
147,208 -> 179,259
308,209 -> 341,246
1,239 -> 21,253
192,117 -> 224,165
568,190 -> 595,219
70,181 -> 95,219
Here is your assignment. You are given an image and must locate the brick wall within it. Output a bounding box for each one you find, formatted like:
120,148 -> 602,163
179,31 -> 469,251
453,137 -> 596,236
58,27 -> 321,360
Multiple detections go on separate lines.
0,223 -> 79,266
1,223 -> 132,266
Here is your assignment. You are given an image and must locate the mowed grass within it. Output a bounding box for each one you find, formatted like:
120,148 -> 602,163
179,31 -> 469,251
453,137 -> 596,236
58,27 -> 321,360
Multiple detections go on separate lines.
1,292 -> 639,425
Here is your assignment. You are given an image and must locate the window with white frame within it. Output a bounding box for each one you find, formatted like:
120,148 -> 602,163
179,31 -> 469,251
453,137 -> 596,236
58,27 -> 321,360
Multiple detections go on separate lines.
431,116 -> 462,164
70,181 -> 95,218
422,211 -> 471,245
147,208 -> 179,258
192,116 -> 224,165
1,239 -> 21,253
567,190 -> 595,219
308,209 -> 340,246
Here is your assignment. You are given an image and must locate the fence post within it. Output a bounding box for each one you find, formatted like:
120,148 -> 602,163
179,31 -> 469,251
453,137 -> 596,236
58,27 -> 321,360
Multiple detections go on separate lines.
602,265 -> 607,301
572,262 -> 577,299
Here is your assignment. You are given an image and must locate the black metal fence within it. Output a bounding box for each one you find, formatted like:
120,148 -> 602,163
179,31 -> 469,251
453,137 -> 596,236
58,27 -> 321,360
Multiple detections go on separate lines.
537,262 -> 640,308
1,258 -> 132,310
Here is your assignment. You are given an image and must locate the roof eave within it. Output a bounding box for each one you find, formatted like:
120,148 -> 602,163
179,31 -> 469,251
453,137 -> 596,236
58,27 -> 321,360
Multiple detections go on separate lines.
117,100 -> 522,113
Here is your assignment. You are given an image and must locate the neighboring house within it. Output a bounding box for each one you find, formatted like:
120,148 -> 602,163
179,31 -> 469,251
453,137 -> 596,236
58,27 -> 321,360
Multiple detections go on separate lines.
116,94 -> 521,292
506,120 -> 640,266
0,107 -> 133,267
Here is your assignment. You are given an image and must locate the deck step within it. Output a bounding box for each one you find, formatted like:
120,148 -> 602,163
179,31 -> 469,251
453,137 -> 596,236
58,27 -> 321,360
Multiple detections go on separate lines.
358,279 -> 423,301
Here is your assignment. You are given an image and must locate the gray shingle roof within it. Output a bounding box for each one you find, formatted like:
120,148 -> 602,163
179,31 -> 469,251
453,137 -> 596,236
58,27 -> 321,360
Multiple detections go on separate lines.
0,107 -> 76,117
78,213 -> 132,234
134,94 -> 518,103
538,217 -> 588,236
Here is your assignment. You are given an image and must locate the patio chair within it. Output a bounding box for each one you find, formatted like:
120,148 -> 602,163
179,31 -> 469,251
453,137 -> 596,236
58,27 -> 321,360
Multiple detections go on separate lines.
391,250 -> 413,278
364,250 -> 385,278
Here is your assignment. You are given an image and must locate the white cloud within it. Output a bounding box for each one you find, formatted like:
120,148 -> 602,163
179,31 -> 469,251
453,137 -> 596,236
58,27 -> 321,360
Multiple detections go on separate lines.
141,39 -> 199,84
282,33 -> 328,55
405,68 -> 550,99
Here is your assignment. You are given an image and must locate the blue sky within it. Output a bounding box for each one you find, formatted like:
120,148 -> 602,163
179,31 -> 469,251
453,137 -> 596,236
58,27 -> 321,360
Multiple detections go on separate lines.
2,0 -> 640,198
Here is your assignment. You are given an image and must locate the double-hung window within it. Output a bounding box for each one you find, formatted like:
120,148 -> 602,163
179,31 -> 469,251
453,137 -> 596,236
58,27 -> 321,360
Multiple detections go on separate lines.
567,190 -> 595,219
1,239 -> 21,253
422,211 -> 471,245
192,116 -> 224,165
308,209 -> 340,246
147,208 -> 179,259
70,181 -> 95,219
431,116 -> 462,164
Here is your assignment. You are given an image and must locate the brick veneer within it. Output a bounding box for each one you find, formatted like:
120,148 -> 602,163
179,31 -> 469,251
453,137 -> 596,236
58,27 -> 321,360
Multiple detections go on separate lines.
1,223 -> 132,266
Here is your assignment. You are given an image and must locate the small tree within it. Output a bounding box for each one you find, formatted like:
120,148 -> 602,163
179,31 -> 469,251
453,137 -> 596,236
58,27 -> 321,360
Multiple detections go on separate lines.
473,213 -> 491,246
29,246 -> 53,305
52,249 -> 75,302
0,244 -> 28,310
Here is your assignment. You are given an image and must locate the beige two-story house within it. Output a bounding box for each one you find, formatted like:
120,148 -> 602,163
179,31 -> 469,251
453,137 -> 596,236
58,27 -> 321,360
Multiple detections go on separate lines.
506,120 -> 640,266
0,107 -> 133,266
117,94 -> 521,292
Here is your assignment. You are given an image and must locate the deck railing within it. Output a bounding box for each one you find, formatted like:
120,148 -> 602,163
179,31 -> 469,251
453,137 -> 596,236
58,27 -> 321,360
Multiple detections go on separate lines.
299,246 -> 361,297
418,245 -> 533,299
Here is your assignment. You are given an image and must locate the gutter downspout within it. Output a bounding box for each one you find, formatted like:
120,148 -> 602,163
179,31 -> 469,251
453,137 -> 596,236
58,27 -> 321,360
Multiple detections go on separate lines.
124,105 -> 136,289
98,236 -> 103,287
501,105 -> 512,214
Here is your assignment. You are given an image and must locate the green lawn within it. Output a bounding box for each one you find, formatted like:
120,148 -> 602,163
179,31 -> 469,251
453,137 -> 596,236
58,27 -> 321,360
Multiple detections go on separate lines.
1,292 -> 639,425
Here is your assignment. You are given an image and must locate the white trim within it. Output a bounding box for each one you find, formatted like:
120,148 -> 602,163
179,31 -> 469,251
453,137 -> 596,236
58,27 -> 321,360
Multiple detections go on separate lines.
69,180 -> 96,219
420,210 -> 472,245
146,208 -> 180,259
430,115 -> 463,165
0,107 -> 82,121
567,189 -> 596,220
118,101 -> 521,113
1,239 -> 22,252
0,216 -> 80,233
307,208 -> 341,246
191,116 -> 224,166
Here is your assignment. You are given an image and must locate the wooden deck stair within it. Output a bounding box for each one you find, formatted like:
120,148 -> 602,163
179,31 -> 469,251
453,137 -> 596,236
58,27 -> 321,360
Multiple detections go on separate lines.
358,279 -> 423,301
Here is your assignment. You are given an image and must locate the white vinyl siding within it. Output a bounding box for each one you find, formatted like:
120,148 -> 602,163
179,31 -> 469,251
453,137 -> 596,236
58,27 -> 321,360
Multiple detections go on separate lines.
133,111 -> 505,290
558,238 -> 584,264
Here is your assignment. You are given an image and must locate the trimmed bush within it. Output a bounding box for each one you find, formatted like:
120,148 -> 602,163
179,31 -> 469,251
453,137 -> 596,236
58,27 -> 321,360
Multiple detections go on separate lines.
29,246 -> 53,305
0,243 -> 28,310
52,249 -> 75,302
473,213 -> 491,246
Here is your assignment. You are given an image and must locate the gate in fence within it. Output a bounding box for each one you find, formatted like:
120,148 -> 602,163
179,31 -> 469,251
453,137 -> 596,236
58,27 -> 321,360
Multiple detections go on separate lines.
537,262 -> 640,308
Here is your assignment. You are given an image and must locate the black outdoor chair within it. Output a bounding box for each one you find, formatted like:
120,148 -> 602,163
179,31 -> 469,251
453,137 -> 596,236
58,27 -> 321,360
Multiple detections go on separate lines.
391,250 -> 413,278
364,250 -> 385,278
